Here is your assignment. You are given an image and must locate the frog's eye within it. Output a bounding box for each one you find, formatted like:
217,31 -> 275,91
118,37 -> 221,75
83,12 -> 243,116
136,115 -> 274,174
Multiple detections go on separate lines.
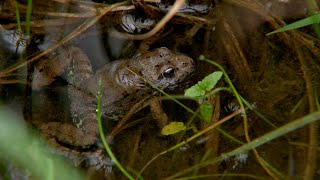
162,68 -> 175,78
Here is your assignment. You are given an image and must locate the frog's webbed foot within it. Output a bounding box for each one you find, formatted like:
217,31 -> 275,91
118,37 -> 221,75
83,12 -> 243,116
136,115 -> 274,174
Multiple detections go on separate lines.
83,148 -> 114,176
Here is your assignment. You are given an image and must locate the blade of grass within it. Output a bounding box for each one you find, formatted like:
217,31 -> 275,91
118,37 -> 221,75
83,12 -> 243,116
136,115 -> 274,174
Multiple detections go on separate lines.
15,2 -> 22,32
15,1 -> 23,54
267,14 -> 320,36
97,77 -> 134,180
199,55 -> 283,179
26,0 -> 32,36
137,109 -> 242,178
306,0 -> 320,37
167,111 -> 320,179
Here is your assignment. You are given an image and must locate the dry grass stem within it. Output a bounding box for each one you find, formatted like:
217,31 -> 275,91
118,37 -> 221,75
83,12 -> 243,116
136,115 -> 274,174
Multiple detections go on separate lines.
295,42 -> 318,180
0,1 -> 128,79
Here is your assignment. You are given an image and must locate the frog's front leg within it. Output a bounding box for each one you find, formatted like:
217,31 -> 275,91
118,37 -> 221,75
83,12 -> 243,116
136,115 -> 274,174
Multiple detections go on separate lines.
149,96 -> 169,129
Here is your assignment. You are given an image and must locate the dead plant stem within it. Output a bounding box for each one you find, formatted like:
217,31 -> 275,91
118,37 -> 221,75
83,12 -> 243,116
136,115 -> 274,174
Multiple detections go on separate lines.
295,42 -> 318,180
202,57 -> 282,179
226,0 -> 320,63
137,109 -> 242,179
0,1 -> 128,78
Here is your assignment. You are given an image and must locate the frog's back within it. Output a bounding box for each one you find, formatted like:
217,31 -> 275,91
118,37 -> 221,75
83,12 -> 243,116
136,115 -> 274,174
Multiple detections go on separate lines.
81,59 -> 136,107
81,47 -> 194,108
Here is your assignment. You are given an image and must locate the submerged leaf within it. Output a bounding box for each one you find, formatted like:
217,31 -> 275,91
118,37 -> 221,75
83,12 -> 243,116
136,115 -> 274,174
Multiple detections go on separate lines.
200,103 -> 213,123
161,122 -> 186,136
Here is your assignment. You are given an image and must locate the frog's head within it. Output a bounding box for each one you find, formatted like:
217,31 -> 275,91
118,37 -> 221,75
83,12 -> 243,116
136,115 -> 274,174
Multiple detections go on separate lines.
133,47 -> 195,90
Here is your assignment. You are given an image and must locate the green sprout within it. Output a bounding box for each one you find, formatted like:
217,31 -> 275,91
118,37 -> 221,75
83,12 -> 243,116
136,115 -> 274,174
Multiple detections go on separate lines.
184,71 -> 223,123
185,71 -> 223,98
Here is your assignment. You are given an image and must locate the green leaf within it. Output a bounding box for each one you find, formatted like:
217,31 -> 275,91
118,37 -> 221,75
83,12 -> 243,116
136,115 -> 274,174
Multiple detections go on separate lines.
184,84 -> 205,98
267,14 -> 320,36
184,71 -> 223,98
198,71 -> 223,91
161,122 -> 186,136
200,103 -> 213,123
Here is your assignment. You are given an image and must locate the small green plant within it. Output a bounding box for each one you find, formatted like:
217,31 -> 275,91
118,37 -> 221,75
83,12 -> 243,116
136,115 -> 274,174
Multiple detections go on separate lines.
185,71 -> 223,98
160,71 -> 223,135
185,71 -> 223,123
198,103 -> 214,123
97,78 -> 134,180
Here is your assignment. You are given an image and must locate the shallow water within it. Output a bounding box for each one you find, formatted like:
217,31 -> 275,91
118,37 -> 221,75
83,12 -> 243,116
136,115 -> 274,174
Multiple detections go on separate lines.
1,0 -> 320,179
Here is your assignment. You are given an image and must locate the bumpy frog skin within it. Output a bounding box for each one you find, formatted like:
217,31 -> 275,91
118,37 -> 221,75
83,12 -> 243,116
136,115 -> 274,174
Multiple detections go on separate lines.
36,46 -> 194,148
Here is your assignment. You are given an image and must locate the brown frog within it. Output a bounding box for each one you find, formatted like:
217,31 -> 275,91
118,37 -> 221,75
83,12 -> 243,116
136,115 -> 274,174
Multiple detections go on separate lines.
33,46 -> 194,148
